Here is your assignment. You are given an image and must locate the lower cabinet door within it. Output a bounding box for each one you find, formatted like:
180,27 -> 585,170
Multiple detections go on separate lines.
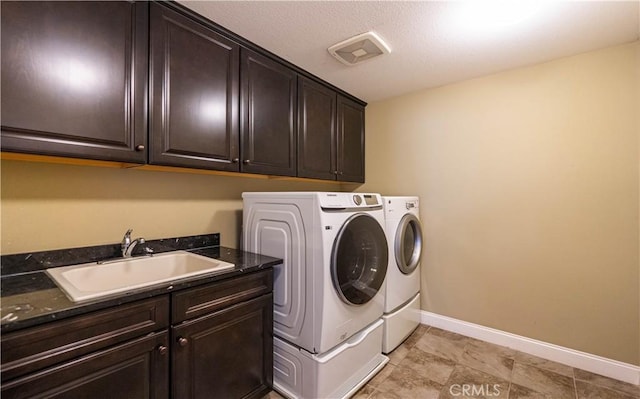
172,294 -> 274,399
1,331 -> 169,399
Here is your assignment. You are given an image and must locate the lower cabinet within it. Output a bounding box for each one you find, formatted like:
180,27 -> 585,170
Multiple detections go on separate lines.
173,294 -> 273,399
1,332 -> 169,399
0,269 -> 274,399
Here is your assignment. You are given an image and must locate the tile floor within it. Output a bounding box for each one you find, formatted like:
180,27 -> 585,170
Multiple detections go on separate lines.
265,324 -> 640,399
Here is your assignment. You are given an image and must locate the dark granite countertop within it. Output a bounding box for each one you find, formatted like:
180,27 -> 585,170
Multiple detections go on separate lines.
0,234 -> 281,333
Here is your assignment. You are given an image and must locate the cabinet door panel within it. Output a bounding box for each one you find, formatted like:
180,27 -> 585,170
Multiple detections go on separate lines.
1,332 -> 169,399
173,294 -> 273,399
297,77 -> 337,180
0,1 -> 148,163
149,3 -> 239,171
337,96 -> 365,183
241,49 -> 296,176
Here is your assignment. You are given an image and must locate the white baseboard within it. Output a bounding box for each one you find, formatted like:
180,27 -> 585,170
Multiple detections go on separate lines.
420,310 -> 640,386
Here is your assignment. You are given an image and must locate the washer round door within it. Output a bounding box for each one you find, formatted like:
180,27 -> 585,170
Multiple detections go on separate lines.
331,213 -> 388,305
395,213 -> 423,274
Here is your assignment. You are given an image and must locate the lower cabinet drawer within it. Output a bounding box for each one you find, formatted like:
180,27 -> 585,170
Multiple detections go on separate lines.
1,331 -> 169,399
172,269 -> 273,323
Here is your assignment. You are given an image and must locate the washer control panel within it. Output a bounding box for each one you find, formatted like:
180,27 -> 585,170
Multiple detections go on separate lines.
319,193 -> 381,209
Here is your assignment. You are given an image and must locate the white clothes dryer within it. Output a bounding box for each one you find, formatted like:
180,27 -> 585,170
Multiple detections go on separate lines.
243,192 -> 389,399
381,196 -> 423,354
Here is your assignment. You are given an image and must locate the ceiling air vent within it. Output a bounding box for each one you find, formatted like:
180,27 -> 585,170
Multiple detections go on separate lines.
328,31 -> 390,66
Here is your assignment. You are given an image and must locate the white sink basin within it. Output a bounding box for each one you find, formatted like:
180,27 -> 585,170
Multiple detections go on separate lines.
46,251 -> 235,302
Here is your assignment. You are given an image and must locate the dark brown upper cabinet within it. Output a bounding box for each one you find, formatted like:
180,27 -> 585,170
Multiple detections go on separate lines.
337,96 -> 365,183
149,3 -> 240,171
1,1 -> 365,182
0,1 -> 148,163
298,77 -> 365,183
240,49 -> 297,177
297,77 -> 337,181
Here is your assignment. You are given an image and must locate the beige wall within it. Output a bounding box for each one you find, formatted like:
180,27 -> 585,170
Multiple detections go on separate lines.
0,161 -> 342,253
361,42 -> 640,365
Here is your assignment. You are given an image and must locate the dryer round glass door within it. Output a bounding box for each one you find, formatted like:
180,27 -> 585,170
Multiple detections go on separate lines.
331,213 -> 388,305
395,214 -> 423,274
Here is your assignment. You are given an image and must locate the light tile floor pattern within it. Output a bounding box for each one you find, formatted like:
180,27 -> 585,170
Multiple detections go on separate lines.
265,324 -> 640,399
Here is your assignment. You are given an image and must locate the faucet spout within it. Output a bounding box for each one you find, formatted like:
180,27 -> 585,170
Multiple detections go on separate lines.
124,238 -> 145,257
121,229 -> 146,258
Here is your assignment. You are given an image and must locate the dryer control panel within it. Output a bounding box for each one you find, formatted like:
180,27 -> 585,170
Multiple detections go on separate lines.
319,193 -> 382,209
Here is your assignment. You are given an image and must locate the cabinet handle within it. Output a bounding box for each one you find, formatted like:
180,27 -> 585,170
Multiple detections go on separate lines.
333,170 -> 339,175
178,337 -> 189,347
135,145 -> 145,151
243,160 -> 251,165
157,345 -> 168,355
232,158 -> 239,163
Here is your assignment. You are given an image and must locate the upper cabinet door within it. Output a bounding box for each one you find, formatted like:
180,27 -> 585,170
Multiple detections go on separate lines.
149,3 -> 240,171
0,1 -> 148,163
337,96 -> 365,183
297,77 -> 337,181
240,49 -> 297,177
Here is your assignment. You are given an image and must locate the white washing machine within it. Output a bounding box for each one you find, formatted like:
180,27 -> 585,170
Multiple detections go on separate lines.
381,196 -> 423,354
243,192 -> 389,399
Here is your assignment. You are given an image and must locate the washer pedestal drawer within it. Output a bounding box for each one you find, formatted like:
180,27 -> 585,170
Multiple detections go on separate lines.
382,292 -> 421,354
273,319 -> 387,399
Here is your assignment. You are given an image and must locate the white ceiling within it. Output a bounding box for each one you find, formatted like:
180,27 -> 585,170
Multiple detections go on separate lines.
179,1 -> 640,103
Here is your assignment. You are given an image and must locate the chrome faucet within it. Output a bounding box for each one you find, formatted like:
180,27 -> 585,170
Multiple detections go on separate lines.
121,229 -> 148,258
